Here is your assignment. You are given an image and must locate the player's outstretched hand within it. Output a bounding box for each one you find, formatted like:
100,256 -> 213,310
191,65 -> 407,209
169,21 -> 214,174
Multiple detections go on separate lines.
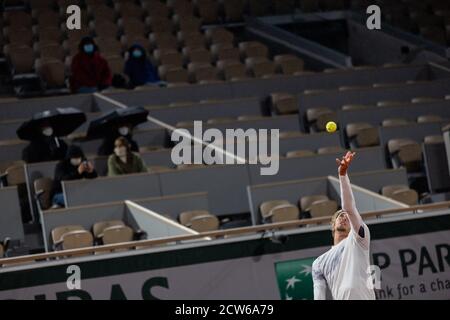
336,151 -> 356,176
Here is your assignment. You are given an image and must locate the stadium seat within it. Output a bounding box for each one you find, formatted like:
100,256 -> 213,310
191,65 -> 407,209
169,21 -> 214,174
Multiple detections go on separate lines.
346,122 -> 380,148
177,31 -> 206,48
149,32 -> 178,50
98,38 -> 124,57
260,200 -> 292,220
34,177 -> 54,211
239,41 -> 269,59
154,49 -> 184,67
387,138 -> 422,171
411,97 -> 441,104
216,60 -> 248,81
182,47 -> 212,64
382,118 -> 412,127
306,107 -> 338,132
188,63 -> 220,83
194,0 -> 220,24
424,135 -> 444,144
168,0 -> 195,17
274,54 -> 305,75
206,117 -> 234,124
158,65 -> 189,83
341,104 -> 370,111
317,146 -> 345,155
35,43 -> 66,62
118,17 -> 148,36
279,131 -> 304,139
205,28 -> 234,45
35,59 -> 67,89
4,164 -> 25,186
52,225 -> 94,251
377,100 -> 406,107
417,115 -> 444,123
142,0 -> 170,18
179,210 -> 219,232
211,43 -> 240,62
104,55 -> 125,77
3,27 -> 34,46
381,185 -> 419,205
146,17 -> 174,33
245,57 -> 276,78
286,150 -> 315,158
270,93 -> 299,115
36,11 -> 61,29
87,4 -> 117,22
237,115 -> 265,121
173,15 -> 201,32
300,195 -> 338,218
3,11 -> 33,29
35,26 -> 63,44
114,1 -> 145,19
90,20 -> 119,38
93,220 -> 129,243
4,44 -> 35,74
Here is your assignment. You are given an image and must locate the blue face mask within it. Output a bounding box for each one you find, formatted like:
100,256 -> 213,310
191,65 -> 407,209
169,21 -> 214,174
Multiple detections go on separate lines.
132,49 -> 143,58
83,44 -> 94,54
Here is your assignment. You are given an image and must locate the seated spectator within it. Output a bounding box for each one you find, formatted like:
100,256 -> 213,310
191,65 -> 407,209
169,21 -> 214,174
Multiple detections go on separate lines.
70,36 -> 112,94
51,145 -> 97,208
97,123 -> 139,156
107,137 -> 148,176
22,124 -> 68,164
124,44 -> 161,88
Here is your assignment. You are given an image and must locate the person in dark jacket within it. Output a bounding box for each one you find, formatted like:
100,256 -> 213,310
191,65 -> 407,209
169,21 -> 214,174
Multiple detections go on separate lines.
124,44 -> 160,88
97,123 -> 139,156
51,145 -> 97,208
70,36 -> 112,94
22,124 -> 68,164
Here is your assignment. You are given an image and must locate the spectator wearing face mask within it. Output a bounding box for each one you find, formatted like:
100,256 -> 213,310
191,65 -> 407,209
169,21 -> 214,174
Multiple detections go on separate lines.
107,137 -> 147,176
124,44 -> 160,88
22,125 -> 68,164
51,145 -> 97,208
70,36 -> 112,94
97,123 -> 139,156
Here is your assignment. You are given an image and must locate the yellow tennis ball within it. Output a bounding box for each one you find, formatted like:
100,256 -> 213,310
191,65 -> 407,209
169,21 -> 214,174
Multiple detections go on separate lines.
326,121 -> 337,133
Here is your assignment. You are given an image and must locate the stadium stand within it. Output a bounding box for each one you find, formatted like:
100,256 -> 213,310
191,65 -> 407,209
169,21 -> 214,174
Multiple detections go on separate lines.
0,1 -> 449,302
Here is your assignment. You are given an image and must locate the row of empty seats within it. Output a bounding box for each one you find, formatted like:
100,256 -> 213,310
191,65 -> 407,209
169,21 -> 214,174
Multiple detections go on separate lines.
51,220 -> 145,251
258,185 -> 419,226
259,195 -> 338,224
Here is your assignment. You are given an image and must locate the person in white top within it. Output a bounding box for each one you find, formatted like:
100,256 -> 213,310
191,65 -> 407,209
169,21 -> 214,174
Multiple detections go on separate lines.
312,151 -> 376,300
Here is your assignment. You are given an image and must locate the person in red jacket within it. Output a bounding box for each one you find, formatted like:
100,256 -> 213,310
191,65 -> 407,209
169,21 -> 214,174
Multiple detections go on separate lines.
70,36 -> 112,94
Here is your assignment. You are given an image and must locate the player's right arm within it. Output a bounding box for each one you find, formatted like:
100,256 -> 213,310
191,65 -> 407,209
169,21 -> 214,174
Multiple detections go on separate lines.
312,260 -> 327,300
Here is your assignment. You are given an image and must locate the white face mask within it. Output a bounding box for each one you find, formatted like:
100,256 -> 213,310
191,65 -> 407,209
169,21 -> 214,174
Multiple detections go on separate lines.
118,127 -> 130,136
42,127 -> 53,137
114,146 -> 127,158
70,158 -> 82,166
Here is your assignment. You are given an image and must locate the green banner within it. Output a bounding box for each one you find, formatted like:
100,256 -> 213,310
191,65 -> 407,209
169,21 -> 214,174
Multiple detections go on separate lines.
274,257 -> 316,300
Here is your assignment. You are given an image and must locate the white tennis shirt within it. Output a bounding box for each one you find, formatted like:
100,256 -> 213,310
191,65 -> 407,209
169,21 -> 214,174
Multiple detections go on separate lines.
312,174 -> 376,300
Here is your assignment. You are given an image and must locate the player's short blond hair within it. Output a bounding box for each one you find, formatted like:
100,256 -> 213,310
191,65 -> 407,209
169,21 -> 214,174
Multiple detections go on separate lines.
331,209 -> 346,237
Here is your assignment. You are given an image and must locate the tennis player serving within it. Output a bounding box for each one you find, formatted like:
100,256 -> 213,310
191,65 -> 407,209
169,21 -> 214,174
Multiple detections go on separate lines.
312,151 -> 376,300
